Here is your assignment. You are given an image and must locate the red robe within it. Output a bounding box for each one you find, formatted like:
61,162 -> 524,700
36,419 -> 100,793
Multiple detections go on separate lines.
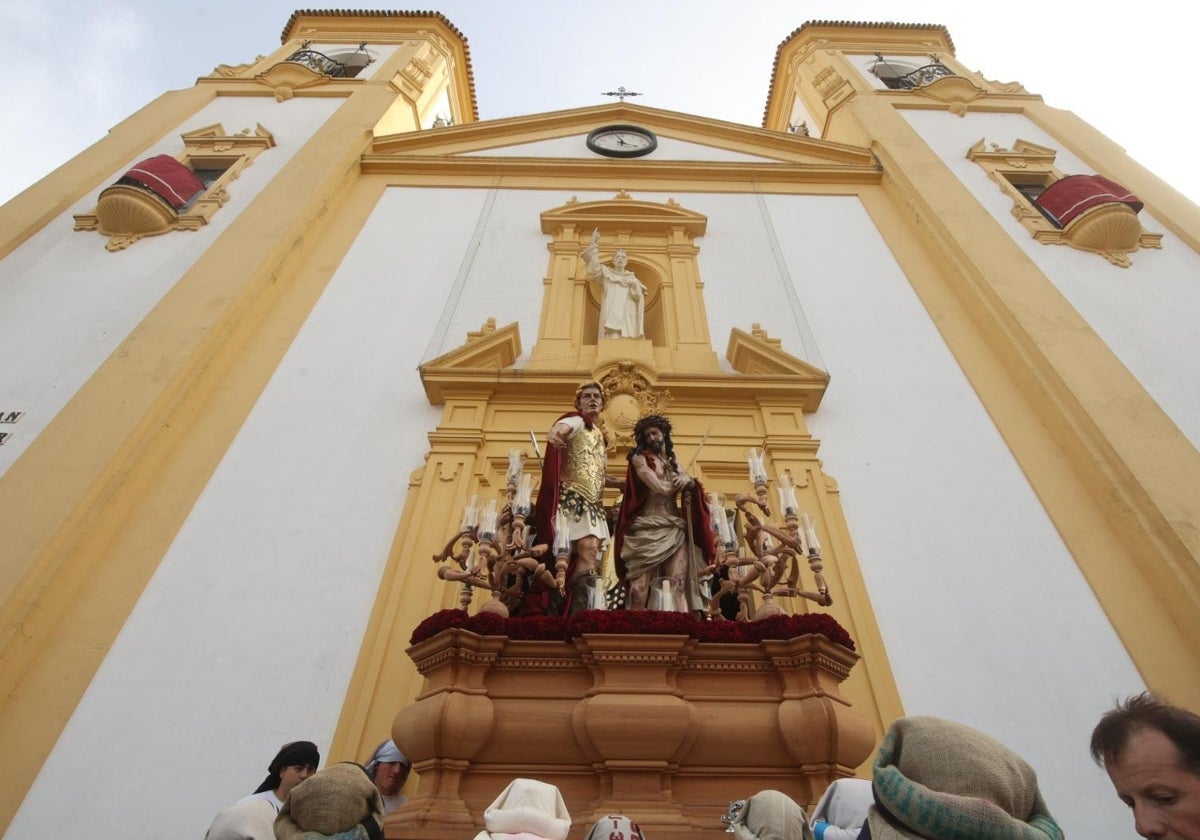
521,411 -> 596,615
613,452 -> 717,583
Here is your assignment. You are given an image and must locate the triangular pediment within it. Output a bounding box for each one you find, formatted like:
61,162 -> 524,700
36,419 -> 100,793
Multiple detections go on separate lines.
366,102 -> 875,170
419,319 -> 523,404
726,325 -> 830,411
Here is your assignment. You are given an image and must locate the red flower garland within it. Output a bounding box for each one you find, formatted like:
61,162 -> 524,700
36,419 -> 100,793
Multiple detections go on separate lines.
410,609 -> 855,651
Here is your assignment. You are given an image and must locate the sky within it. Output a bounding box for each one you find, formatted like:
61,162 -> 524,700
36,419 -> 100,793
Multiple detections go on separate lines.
0,0 -> 1195,207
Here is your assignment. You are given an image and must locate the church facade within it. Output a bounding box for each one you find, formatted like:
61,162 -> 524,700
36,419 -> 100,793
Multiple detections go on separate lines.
0,10 -> 1197,839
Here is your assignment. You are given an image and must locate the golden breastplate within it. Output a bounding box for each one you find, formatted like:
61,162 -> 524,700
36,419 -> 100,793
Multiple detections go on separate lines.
562,425 -> 606,504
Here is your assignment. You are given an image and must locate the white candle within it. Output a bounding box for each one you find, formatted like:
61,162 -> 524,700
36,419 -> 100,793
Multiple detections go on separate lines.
802,513 -> 821,554
660,578 -> 672,605
460,494 -> 480,531
478,500 -> 498,542
710,495 -> 734,548
747,448 -> 767,484
553,508 -> 572,556
776,472 -> 798,516
506,448 -> 524,483
514,473 -> 533,515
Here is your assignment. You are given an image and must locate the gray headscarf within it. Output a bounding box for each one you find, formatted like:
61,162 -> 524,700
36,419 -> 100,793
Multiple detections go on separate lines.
363,740 -> 409,780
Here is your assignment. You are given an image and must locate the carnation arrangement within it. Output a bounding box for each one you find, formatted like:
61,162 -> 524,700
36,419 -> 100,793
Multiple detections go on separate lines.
410,608 -> 855,650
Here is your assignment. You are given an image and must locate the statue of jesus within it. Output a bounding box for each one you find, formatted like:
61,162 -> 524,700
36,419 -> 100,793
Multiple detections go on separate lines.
580,229 -> 646,340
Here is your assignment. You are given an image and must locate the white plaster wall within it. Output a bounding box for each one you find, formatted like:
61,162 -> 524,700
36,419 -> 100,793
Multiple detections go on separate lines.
903,109 -> 1200,450
0,95 -> 343,479
762,193 -> 1144,838
421,189 -> 824,371
460,133 -> 782,162
4,187 -> 489,840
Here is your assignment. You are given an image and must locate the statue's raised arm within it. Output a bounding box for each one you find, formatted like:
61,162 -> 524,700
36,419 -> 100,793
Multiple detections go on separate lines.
579,229 -> 646,339
580,228 -> 602,277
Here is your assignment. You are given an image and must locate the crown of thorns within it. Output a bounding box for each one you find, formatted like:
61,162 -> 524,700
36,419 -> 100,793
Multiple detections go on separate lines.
633,414 -> 672,439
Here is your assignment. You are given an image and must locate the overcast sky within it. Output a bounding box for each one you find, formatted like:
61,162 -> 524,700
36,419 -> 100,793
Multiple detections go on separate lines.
1,1 -> 1194,207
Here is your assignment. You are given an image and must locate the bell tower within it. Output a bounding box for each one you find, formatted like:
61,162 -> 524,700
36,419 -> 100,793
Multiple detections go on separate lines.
767,22 -> 1200,707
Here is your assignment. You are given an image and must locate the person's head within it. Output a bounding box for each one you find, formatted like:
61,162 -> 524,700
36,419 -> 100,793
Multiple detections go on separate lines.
364,740 -> 411,797
574,381 -> 605,419
275,762 -> 383,840
278,763 -> 317,798
632,415 -> 675,466
255,740 -> 320,799
613,250 -> 628,270
1091,693 -> 1200,840
866,716 -> 1061,840
574,535 -> 601,566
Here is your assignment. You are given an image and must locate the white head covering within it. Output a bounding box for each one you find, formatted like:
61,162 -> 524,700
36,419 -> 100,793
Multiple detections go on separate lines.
584,815 -> 645,840
810,779 -> 873,840
471,778 -> 572,840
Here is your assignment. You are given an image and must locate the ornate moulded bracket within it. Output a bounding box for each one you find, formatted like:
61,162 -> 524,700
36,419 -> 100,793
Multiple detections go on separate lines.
254,61 -> 337,102
596,361 -> 672,449
915,75 -> 985,116
967,138 -> 1162,267
73,123 -> 276,252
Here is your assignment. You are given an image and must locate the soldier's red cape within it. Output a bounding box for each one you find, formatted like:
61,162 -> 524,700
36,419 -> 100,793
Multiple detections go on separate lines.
522,410 -> 590,615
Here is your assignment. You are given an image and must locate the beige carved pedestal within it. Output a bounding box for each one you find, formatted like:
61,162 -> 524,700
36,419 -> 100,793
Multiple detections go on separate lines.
387,628 -> 873,840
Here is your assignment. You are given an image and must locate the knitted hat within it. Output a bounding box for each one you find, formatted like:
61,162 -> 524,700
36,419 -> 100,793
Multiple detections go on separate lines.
275,762 -> 383,840
584,814 -> 646,840
471,778 -> 572,840
866,717 -> 1064,840
731,790 -> 814,840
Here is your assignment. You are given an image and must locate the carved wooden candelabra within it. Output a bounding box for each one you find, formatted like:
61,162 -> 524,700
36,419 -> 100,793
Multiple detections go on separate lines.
430,450 -> 553,616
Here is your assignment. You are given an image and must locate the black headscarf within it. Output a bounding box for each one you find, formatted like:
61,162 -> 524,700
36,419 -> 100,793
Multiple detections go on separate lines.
253,740 -> 321,794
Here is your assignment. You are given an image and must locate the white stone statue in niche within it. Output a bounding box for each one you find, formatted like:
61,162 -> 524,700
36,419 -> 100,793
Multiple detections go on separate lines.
580,228 -> 646,340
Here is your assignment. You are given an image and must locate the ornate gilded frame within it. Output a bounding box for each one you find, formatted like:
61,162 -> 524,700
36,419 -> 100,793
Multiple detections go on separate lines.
967,138 -> 1162,267
73,123 -> 276,252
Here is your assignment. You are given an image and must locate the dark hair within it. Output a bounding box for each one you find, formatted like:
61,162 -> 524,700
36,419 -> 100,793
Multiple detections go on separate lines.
1090,692 -> 1200,775
630,414 -> 678,472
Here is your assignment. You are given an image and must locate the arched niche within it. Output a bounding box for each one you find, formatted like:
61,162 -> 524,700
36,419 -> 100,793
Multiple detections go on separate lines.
532,192 -> 720,372
581,255 -> 667,347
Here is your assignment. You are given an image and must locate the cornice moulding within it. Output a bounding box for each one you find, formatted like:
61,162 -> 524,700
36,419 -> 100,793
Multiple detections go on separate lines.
359,155 -> 881,187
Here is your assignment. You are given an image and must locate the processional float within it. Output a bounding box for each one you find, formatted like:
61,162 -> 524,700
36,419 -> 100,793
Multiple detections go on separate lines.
389,441 -> 873,840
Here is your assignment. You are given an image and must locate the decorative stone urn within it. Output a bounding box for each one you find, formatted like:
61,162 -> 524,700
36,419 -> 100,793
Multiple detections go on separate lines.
386,626 -> 873,840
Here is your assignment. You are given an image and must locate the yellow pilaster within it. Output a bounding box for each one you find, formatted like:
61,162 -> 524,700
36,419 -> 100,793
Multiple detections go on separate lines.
0,16 -> 477,831
842,92 -> 1200,705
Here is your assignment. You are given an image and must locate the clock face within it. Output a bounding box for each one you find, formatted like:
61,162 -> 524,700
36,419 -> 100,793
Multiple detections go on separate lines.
586,125 -> 658,158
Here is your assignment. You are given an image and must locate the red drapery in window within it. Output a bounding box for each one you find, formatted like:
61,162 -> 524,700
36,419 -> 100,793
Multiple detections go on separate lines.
1034,174 -> 1142,227
120,155 -> 205,210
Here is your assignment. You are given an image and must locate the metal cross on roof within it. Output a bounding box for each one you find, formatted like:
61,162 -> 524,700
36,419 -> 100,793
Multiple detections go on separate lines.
601,86 -> 642,103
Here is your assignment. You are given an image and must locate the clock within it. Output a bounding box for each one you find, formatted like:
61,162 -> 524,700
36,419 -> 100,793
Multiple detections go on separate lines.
586,124 -> 658,158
